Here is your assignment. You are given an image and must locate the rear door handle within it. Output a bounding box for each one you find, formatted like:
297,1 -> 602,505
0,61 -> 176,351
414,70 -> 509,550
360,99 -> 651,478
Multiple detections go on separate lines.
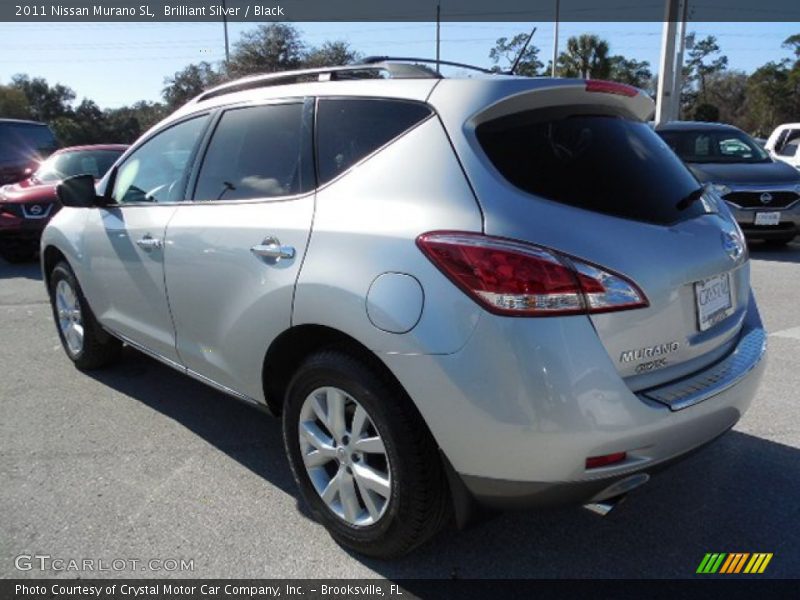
250,237 -> 295,261
136,235 -> 163,251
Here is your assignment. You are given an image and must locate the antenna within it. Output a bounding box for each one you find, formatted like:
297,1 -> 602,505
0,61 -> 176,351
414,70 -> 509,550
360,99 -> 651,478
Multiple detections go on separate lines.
508,26 -> 538,75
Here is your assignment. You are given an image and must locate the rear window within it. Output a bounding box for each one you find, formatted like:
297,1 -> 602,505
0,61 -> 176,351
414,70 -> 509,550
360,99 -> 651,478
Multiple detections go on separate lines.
316,99 -> 432,186
476,113 -> 708,225
0,123 -> 58,161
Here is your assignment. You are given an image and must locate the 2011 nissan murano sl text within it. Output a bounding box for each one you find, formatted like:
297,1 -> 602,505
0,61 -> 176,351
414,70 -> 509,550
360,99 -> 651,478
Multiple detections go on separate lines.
41,60 -> 767,558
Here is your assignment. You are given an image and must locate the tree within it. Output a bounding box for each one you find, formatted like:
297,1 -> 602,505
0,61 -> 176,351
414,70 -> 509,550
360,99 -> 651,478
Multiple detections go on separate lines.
684,34 -> 728,104
304,40 -> 360,68
693,103 -> 720,122
608,56 -> 652,89
745,60 -> 794,136
163,62 -> 221,110
489,33 -> 543,76
0,85 -> 32,119
783,33 -> 800,61
226,23 -> 305,79
704,71 -> 750,130
10,74 -> 75,122
557,34 -> 611,79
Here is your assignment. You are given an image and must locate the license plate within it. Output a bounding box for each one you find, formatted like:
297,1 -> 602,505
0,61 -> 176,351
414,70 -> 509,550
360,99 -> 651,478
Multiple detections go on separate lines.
754,211 -> 781,226
695,272 -> 734,332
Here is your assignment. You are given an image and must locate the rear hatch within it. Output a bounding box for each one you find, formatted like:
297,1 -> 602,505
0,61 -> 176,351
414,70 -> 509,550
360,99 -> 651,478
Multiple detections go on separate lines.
430,78 -> 749,390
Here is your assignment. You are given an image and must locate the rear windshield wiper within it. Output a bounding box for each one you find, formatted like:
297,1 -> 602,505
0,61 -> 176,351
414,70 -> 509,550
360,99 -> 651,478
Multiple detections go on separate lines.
676,187 -> 705,211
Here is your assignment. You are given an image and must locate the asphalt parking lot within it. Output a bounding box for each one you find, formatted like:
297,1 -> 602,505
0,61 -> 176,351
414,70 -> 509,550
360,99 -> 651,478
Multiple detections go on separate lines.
1,241 -> 799,580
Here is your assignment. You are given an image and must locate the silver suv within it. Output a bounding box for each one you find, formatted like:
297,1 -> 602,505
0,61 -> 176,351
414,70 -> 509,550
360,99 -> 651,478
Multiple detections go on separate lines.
42,61 -> 766,557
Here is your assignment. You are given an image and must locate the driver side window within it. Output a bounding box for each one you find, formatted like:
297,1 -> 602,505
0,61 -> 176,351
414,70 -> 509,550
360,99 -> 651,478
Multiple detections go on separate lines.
112,115 -> 209,204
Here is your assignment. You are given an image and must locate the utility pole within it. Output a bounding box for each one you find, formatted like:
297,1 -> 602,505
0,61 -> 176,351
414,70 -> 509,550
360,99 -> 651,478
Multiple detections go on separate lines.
222,0 -> 230,65
655,0 -> 680,125
669,0 -> 689,121
551,0 -> 560,77
436,3 -> 441,74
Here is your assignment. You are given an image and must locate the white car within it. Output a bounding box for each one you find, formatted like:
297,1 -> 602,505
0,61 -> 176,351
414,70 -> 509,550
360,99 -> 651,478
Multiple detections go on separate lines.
765,123 -> 800,170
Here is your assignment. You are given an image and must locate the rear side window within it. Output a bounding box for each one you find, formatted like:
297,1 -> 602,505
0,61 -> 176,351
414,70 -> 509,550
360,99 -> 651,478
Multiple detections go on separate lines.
194,103 -> 312,201
316,99 -> 432,185
477,113 -> 708,226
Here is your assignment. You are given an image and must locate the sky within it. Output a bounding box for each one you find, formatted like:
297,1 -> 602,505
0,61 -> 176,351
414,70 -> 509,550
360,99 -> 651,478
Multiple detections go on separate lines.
0,21 -> 798,109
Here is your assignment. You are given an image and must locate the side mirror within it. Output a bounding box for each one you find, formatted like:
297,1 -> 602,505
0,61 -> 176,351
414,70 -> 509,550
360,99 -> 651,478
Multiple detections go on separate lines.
57,174 -> 102,208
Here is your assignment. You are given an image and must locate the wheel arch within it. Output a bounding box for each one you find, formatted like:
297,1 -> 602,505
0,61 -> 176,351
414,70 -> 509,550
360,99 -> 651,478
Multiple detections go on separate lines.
262,324 -> 410,417
42,244 -> 70,289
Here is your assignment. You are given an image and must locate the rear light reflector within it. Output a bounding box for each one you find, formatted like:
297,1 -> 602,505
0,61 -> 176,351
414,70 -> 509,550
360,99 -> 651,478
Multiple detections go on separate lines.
416,232 -> 648,317
585,79 -> 638,97
586,452 -> 627,469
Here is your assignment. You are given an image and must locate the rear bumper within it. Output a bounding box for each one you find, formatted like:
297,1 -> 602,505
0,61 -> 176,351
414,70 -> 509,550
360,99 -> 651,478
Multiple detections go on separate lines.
383,294 -> 766,508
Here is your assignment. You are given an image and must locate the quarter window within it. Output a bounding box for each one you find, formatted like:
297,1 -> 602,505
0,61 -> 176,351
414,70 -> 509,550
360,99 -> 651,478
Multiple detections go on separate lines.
194,103 -> 312,201
316,99 -> 432,185
112,116 -> 209,204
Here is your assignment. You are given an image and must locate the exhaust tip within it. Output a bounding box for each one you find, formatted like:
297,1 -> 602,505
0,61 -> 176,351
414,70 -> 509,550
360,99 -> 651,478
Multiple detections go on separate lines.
583,495 -> 626,516
582,473 -> 651,516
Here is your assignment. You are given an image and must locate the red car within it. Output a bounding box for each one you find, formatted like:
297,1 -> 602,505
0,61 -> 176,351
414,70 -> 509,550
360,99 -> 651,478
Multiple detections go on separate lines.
0,144 -> 127,263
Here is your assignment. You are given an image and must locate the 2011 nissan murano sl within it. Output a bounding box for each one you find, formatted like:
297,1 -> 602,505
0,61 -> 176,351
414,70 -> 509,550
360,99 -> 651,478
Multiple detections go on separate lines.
42,60 -> 766,558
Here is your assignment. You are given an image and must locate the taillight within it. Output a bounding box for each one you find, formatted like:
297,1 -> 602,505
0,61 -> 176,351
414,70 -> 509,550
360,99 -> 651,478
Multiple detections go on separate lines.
416,232 -> 648,317
585,79 -> 638,97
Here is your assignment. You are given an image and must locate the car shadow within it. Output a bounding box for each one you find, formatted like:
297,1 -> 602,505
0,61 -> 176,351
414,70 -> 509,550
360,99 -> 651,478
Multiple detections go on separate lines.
86,349 -> 797,579
85,347 -> 302,503
0,257 -> 42,280
749,239 -> 800,264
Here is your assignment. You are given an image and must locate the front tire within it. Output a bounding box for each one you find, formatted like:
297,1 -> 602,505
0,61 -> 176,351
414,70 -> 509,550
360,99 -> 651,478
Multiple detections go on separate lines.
283,350 -> 451,558
49,261 -> 121,370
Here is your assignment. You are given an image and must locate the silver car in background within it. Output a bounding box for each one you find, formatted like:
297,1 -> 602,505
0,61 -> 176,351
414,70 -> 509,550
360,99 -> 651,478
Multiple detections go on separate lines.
41,62 -> 766,557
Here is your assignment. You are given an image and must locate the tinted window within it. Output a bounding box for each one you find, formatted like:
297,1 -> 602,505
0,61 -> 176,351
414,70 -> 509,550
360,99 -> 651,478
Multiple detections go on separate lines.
112,116 -> 208,204
0,123 -> 57,161
777,129 -> 800,158
316,99 -> 432,185
658,129 -> 769,164
34,149 -> 123,182
477,114 -> 708,226
194,103 -> 311,201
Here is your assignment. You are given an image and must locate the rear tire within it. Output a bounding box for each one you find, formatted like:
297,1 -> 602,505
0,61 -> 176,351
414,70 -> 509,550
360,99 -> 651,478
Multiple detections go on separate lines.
283,350 -> 451,558
48,261 -> 121,370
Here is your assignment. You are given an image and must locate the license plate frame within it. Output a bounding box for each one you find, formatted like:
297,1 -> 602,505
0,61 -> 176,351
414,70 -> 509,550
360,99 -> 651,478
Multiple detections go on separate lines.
695,272 -> 734,332
754,211 -> 781,226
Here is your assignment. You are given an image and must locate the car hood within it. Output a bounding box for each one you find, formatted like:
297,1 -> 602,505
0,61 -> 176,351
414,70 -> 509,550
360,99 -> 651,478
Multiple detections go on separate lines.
688,160 -> 800,186
0,178 -> 59,204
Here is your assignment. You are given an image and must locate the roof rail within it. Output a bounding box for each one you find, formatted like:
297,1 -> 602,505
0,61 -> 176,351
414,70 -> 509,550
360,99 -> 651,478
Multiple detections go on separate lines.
193,61 -> 441,104
359,56 -> 497,75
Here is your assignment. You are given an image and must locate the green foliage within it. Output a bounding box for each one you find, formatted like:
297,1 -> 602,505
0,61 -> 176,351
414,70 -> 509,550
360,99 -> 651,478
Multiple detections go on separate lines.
609,56 -> 653,89
226,23 -> 306,79
0,85 -> 31,119
163,62 -> 222,111
489,33 -> 543,76
693,103 -> 720,122
304,40 -> 361,69
557,34 -> 611,79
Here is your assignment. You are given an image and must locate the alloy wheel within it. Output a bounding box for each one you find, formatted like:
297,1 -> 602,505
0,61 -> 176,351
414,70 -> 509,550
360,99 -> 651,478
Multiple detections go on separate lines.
298,386 -> 392,526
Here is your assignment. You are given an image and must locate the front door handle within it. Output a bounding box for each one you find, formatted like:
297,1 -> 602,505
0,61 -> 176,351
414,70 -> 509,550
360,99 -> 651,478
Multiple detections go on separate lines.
250,237 -> 295,261
136,235 -> 163,251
